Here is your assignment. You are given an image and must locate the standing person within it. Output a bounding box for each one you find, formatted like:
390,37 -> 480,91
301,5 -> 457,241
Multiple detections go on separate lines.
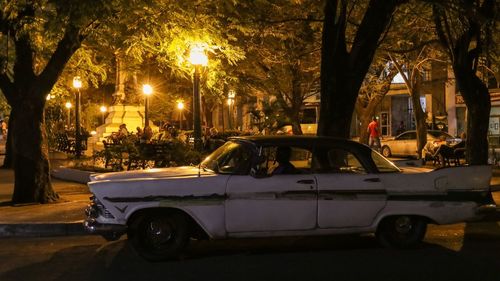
367,116 -> 381,151
396,121 -> 406,135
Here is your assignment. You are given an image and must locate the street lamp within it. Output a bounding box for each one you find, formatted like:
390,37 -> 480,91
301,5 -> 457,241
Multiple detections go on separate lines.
227,90 -> 236,130
189,45 -> 208,151
177,100 -> 184,130
100,105 -> 107,124
142,84 -> 153,127
65,102 -> 72,128
72,76 -> 83,158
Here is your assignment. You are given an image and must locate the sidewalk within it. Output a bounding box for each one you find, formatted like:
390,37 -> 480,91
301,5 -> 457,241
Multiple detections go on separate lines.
0,147 -> 94,237
0,152 -> 499,238
0,167 -> 92,237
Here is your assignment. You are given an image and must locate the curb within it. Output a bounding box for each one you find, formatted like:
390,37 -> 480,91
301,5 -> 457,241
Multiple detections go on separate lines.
0,221 -> 88,237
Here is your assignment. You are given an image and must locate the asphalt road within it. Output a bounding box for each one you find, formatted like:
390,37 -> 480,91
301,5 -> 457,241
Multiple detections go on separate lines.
0,222 -> 499,281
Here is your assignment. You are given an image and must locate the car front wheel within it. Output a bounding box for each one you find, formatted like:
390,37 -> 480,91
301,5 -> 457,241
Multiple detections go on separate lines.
381,146 -> 392,158
376,215 -> 427,249
128,212 -> 190,261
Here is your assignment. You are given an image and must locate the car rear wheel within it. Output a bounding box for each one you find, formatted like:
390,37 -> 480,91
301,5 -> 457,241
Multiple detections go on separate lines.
128,212 -> 189,261
381,146 -> 392,158
376,215 -> 427,249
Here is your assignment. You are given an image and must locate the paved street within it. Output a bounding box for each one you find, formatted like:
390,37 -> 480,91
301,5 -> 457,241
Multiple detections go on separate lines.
1,222 -> 499,281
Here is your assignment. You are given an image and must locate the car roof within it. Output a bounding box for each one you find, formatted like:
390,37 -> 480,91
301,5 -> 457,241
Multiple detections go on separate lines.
229,135 -> 371,151
399,130 -> 446,134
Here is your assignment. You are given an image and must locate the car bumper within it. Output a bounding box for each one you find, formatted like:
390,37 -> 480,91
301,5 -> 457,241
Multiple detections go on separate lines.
475,204 -> 497,215
84,205 -> 127,240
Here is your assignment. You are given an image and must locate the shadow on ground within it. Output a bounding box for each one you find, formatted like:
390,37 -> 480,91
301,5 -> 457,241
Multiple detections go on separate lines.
1,221 -> 499,281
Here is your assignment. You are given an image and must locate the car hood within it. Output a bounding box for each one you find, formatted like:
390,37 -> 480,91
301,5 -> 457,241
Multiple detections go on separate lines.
89,166 -> 212,182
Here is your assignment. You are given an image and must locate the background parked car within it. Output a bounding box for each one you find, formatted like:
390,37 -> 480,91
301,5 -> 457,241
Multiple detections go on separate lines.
380,130 -> 461,158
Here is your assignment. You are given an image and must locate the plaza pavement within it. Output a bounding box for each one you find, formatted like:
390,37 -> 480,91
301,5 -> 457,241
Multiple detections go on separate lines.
0,139 -> 499,238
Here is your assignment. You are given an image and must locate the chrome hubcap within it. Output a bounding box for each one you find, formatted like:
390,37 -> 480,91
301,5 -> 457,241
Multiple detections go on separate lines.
394,216 -> 413,234
146,219 -> 174,246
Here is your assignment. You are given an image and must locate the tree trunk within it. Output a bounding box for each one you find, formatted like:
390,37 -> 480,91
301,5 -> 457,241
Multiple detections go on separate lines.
454,67 -> 490,165
1,112 -> 14,169
359,113 -> 371,145
410,79 -> 427,159
11,98 -> 58,204
318,0 -> 404,138
290,116 -> 303,135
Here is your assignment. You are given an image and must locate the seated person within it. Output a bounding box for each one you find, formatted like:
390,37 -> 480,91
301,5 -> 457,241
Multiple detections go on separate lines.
271,146 -> 300,175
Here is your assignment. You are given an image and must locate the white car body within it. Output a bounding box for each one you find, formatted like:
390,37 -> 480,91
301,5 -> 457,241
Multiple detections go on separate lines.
84,136 -> 495,260
381,130 -> 461,158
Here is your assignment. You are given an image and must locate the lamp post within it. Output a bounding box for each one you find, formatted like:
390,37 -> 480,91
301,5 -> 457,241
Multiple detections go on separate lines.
142,84 -> 153,127
227,90 -> 235,130
189,46 -> 208,151
177,100 -> 184,130
72,76 -> 82,158
100,105 -> 107,124
65,102 -> 72,128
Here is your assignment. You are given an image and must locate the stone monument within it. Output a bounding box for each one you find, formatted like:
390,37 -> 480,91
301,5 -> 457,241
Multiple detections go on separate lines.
86,53 -> 150,154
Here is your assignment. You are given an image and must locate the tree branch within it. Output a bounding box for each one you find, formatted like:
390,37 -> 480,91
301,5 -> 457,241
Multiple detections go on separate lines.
389,53 -> 413,95
349,0 -> 407,86
380,40 -> 440,54
38,25 -> 83,95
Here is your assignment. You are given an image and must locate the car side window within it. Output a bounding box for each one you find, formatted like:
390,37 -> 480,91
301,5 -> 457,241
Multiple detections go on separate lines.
313,148 -> 366,174
262,146 -> 312,175
397,133 -> 409,140
217,144 -> 253,175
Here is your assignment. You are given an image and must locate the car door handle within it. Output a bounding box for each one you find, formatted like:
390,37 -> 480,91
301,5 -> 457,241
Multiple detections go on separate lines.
297,179 -> 315,184
364,178 -> 380,182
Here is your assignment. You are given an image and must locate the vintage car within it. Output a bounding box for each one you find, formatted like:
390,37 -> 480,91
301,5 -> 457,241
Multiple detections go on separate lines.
84,136 -> 495,261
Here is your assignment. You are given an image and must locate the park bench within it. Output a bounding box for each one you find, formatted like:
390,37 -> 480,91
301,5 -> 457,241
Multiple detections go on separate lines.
55,133 -> 75,154
102,141 -> 173,170
54,133 -> 88,154
103,141 -> 125,170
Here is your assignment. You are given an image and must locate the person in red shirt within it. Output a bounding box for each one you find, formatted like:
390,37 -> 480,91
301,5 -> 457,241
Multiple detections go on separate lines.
367,117 -> 381,151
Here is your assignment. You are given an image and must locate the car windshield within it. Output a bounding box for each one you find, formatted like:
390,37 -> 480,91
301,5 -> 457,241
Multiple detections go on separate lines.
200,141 -> 252,174
371,150 -> 401,173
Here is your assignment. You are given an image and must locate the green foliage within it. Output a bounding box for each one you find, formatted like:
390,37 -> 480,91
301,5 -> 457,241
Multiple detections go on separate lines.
0,93 -> 9,117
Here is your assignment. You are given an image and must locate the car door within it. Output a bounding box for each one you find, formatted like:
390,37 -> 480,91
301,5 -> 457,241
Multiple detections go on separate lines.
225,145 -> 317,233
313,145 -> 387,228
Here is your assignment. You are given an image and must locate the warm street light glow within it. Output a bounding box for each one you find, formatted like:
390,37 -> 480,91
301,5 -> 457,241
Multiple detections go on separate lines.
90,130 -> 97,136
142,84 -> 152,127
190,44 -> 208,151
100,105 -> 107,113
72,76 -> 82,89
227,90 -> 236,129
72,75 -> 83,158
142,84 -> 153,96
65,102 -> 72,109
188,46 -> 208,66
177,101 -> 184,110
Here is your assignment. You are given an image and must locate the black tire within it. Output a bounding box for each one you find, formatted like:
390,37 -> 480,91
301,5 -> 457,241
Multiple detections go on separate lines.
376,215 -> 427,249
128,212 -> 190,261
381,146 -> 392,158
